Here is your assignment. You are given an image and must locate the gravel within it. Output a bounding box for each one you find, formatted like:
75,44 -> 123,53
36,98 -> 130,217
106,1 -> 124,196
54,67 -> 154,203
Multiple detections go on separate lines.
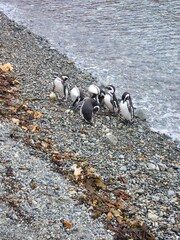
0,122 -> 113,240
0,11 -> 180,240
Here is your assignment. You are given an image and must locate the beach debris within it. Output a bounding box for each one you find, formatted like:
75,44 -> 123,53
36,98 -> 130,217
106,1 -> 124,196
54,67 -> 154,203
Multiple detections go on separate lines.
0,63 -> 13,72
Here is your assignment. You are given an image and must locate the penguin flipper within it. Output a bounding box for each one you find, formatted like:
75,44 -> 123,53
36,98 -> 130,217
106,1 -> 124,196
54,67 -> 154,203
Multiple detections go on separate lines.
127,98 -> 134,121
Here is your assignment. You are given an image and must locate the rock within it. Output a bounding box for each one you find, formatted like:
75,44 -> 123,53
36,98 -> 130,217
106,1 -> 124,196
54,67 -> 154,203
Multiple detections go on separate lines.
105,116 -> 110,122
158,163 -> 167,171
136,189 -> 144,194
169,217 -> 175,224
49,91 -> 56,100
153,222 -> 159,228
65,109 -> 73,114
120,166 -> 127,172
80,134 -> 86,139
135,109 -> 146,121
147,163 -> 156,170
152,195 -> 160,202
148,211 -> 158,221
138,128 -> 144,133
167,189 -> 175,197
172,227 -> 179,234
91,137 -> 97,143
102,125 -> 110,133
105,133 -> 118,145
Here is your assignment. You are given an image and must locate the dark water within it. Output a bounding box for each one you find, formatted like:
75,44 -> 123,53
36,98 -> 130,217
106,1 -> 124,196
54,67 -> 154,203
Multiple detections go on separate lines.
0,0 -> 179,141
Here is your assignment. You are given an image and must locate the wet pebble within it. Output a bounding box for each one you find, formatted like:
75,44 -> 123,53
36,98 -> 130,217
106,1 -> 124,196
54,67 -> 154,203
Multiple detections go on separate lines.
167,189 -> 175,197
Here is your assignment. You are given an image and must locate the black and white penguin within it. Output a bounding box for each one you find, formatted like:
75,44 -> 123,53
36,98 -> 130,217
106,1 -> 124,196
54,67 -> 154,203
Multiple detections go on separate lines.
52,75 -> 69,101
80,97 -> 100,125
70,86 -> 84,107
88,84 -> 101,103
104,84 -> 120,114
120,92 -> 134,122
99,90 -> 106,108
88,84 -> 106,106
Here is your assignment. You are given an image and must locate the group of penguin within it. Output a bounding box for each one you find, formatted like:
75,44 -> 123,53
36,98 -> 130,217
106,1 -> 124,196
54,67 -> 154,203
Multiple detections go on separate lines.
51,75 -> 135,125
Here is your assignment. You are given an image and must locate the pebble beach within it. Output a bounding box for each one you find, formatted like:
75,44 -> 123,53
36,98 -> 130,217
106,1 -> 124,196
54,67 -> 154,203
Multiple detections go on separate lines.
0,11 -> 179,240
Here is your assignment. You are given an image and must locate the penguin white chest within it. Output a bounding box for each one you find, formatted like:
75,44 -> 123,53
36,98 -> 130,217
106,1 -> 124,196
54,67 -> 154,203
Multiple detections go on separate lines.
120,101 -> 131,121
104,94 -> 113,111
54,79 -> 64,96
70,87 -> 79,102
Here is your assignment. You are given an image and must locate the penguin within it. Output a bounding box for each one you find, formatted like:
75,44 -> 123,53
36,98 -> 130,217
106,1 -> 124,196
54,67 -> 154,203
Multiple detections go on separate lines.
88,84 -> 101,103
70,86 -> 84,107
52,75 -> 69,101
80,97 -> 100,125
104,84 -> 120,114
88,83 -> 106,106
120,92 -> 134,123
98,89 -> 106,107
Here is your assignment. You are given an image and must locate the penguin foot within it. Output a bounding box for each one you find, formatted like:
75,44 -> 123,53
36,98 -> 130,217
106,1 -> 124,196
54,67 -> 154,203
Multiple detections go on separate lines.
121,119 -> 127,125
123,119 -> 134,125
57,97 -> 63,103
111,112 -> 119,117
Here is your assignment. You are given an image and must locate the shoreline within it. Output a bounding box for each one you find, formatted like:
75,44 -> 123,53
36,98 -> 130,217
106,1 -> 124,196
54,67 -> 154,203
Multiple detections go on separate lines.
0,12 -> 179,240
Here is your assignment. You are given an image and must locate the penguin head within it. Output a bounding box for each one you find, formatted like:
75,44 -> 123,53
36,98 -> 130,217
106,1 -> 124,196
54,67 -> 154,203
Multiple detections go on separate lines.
88,84 -> 100,96
106,85 -> 116,94
122,92 -> 130,103
61,75 -> 69,82
93,105 -> 100,113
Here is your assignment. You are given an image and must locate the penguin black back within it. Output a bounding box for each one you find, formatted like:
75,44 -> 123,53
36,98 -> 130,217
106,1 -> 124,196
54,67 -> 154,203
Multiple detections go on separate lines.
80,98 -> 99,125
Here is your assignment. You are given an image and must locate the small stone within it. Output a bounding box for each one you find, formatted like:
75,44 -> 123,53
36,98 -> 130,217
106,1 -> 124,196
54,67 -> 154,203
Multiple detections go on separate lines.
81,134 -> 86,139
49,91 -> 56,100
147,163 -> 156,170
148,211 -> 158,221
158,163 -> 167,171
105,133 -> 118,145
102,126 -> 110,133
120,166 -> 127,172
105,116 -> 110,122
135,109 -> 146,121
169,217 -> 175,224
172,227 -> 179,234
147,163 -> 155,169
138,128 -> 145,133
167,189 -> 175,197
69,190 -> 77,197
104,128 -> 110,133
152,195 -> 160,202
65,109 -> 72,114
91,137 -> 96,143
136,189 -> 144,194
153,222 -> 159,228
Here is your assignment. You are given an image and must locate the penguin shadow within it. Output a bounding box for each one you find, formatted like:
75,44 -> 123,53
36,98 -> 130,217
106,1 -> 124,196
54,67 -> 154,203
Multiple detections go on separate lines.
97,109 -> 119,118
56,98 -> 67,105
121,118 -> 134,125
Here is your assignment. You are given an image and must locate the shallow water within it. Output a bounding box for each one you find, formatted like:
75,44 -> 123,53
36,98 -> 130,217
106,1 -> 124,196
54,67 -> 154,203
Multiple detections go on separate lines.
0,0 -> 179,141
